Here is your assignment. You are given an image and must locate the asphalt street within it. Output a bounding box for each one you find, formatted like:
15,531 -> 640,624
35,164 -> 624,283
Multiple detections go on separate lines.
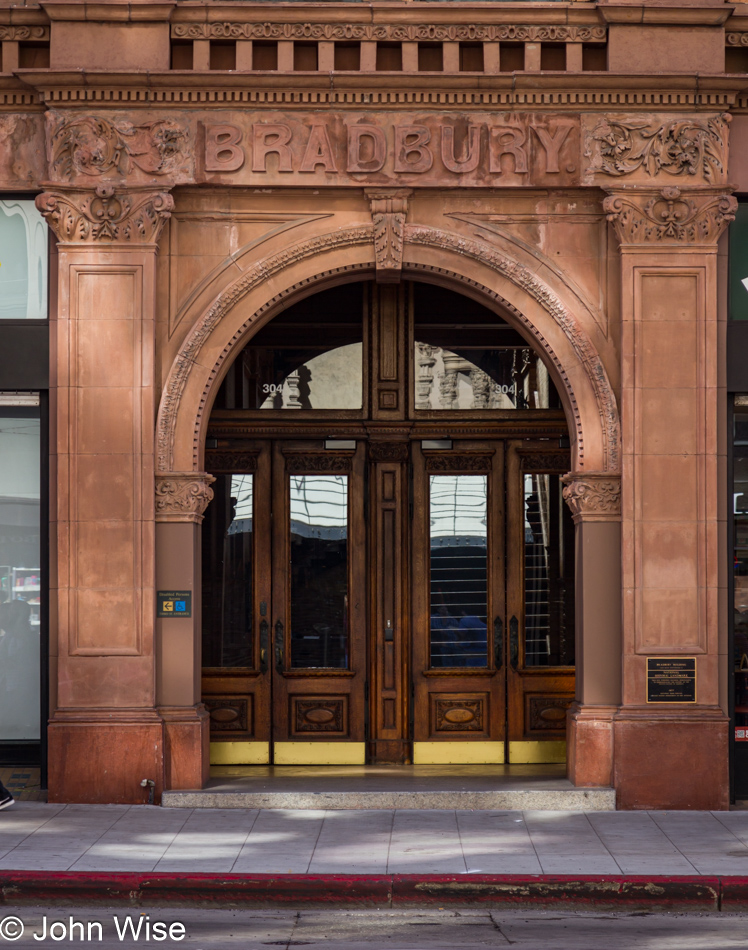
0,907 -> 747,950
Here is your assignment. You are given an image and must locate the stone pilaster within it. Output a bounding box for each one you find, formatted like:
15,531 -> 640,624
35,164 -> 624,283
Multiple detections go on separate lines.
154,472 -> 215,790
38,184 -> 172,803
604,183 -> 734,809
562,473 -> 622,787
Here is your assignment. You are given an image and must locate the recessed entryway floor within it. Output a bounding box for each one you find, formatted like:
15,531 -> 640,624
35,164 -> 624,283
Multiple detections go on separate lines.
161,764 -> 616,811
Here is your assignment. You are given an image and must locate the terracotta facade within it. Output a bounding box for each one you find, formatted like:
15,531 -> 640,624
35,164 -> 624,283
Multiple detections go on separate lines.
2,0 -> 747,808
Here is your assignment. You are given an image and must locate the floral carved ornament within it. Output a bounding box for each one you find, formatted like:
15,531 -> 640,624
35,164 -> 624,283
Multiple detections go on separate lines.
561,473 -> 621,523
155,473 -> 216,523
49,114 -> 188,181
603,187 -> 737,245
585,114 -> 729,184
35,187 -> 174,244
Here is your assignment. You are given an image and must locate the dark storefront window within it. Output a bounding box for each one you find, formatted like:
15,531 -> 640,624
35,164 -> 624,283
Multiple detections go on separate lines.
0,401 -> 41,744
0,197 -> 49,772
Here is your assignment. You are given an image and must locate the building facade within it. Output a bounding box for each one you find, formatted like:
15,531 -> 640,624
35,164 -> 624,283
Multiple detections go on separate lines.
1,0 -> 747,809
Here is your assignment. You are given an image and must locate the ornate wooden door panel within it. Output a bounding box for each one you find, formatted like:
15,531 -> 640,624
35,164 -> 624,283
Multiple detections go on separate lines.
505,442 -> 575,764
271,441 -> 367,763
411,442 -> 507,763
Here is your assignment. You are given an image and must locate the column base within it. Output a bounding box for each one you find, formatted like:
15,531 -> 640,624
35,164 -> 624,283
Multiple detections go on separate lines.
613,706 -> 729,810
160,704 -> 210,790
567,703 -> 617,787
48,709 -> 164,804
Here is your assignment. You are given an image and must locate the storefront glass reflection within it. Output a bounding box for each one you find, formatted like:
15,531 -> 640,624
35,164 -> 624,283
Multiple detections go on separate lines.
0,201 -> 48,320
0,407 -> 41,740
290,474 -> 349,669
429,474 -> 489,668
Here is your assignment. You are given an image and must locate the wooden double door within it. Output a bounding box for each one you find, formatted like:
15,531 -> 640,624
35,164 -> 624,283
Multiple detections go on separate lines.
202,434 -> 575,766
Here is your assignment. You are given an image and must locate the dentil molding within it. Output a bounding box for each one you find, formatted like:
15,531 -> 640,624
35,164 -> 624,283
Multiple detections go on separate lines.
561,473 -> 621,523
155,473 -> 216,523
35,186 -> 174,244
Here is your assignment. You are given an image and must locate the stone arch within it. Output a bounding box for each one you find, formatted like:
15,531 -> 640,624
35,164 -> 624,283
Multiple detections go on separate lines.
156,224 -> 619,476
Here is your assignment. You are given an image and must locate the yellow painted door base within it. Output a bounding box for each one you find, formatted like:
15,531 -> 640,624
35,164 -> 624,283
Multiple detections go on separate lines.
273,742 -> 366,765
413,741 -> 505,765
508,740 -> 566,764
210,741 -> 270,765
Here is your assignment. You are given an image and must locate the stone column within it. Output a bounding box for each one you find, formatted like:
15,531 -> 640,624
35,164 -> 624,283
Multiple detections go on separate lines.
604,185 -> 736,809
154,472 -> 214,790
562,473 -> 622,788
37,185 -> 173,803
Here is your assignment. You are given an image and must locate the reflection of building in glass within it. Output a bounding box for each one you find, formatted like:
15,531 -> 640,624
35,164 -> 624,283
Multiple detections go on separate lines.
0,201 -> 48,321
415,343 -> 556,411
290,475 -> 349,669
429,475 -> 488,668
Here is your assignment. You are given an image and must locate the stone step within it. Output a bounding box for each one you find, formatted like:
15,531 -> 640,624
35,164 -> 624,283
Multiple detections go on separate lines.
162,787 -> 616,811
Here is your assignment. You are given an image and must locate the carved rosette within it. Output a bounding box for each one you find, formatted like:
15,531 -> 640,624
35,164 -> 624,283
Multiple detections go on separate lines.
155,473 -> 216,524
561,473 -> 621,523
35,187 -> 174,245
603,187 -> 737,246
367,189 -> 411,283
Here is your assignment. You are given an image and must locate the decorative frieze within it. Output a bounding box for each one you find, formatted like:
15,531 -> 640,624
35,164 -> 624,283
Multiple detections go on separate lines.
561,473 -> 621,523
367,190 -> 409,283
35,186 -> 174,244
155,472 -> 216,523
0,25 -> 48,41
171,22 -> 606,43
49,114 -> 189,182
603,187 -> 737,245
584,114 -> 729,185
727,33 -> 748,46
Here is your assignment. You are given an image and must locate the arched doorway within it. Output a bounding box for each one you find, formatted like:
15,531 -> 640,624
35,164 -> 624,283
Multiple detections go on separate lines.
200,279 -> 576,766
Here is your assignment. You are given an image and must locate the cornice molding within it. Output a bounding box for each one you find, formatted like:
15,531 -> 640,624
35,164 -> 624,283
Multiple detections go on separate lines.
561,472 -> 621,523
603,186 -> 737,246
155,472 -> 215,523
35,185 -> 174,244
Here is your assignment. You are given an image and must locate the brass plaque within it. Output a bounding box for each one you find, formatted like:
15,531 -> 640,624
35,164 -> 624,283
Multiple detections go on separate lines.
646,657 -> 696,704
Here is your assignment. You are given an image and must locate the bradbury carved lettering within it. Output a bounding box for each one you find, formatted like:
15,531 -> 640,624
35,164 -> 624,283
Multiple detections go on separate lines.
200,115 -> 579,187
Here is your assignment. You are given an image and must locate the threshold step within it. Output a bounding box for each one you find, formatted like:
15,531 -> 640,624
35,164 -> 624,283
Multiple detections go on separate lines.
162,787 -> 616,811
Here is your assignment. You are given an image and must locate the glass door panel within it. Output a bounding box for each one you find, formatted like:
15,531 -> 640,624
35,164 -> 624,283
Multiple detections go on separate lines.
271,442 -> 367,764
429,474 -> 489,669
412,442 -> 506,764
506,443 -> 575,764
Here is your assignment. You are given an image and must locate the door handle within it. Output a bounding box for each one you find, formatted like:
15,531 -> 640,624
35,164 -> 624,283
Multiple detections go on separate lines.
494,616 -> 503,670
259,618 -> 269,673
509,615 -> 519,670
274,619 -> 285,673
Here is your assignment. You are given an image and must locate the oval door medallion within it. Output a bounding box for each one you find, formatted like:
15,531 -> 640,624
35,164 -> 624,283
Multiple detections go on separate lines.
293,697 -> 346,734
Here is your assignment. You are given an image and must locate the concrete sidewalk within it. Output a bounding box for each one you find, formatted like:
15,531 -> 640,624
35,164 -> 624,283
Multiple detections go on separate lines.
3,802 -> 748,876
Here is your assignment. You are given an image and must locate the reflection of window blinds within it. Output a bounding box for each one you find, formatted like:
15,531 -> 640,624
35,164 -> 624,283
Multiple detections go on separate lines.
429,475 -> 487,547
227,474 -> 253,534
290,475 -> 348,539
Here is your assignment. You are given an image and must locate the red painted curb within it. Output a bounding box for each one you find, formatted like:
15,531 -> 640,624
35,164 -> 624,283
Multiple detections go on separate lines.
0,872 -> 733,910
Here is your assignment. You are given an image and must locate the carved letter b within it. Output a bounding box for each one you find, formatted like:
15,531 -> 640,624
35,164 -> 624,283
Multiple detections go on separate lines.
205,124 -> 245,173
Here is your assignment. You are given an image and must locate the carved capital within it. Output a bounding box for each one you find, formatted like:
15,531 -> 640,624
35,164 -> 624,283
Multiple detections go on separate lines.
36,186 -> 174,245
367,189 -> 411,283
155,472 -> 216,523
561,472 -> 621,523
603,187 -> 737,246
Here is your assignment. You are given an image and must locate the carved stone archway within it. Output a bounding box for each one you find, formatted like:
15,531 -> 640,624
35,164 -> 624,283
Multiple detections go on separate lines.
156,224 -> 620,481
